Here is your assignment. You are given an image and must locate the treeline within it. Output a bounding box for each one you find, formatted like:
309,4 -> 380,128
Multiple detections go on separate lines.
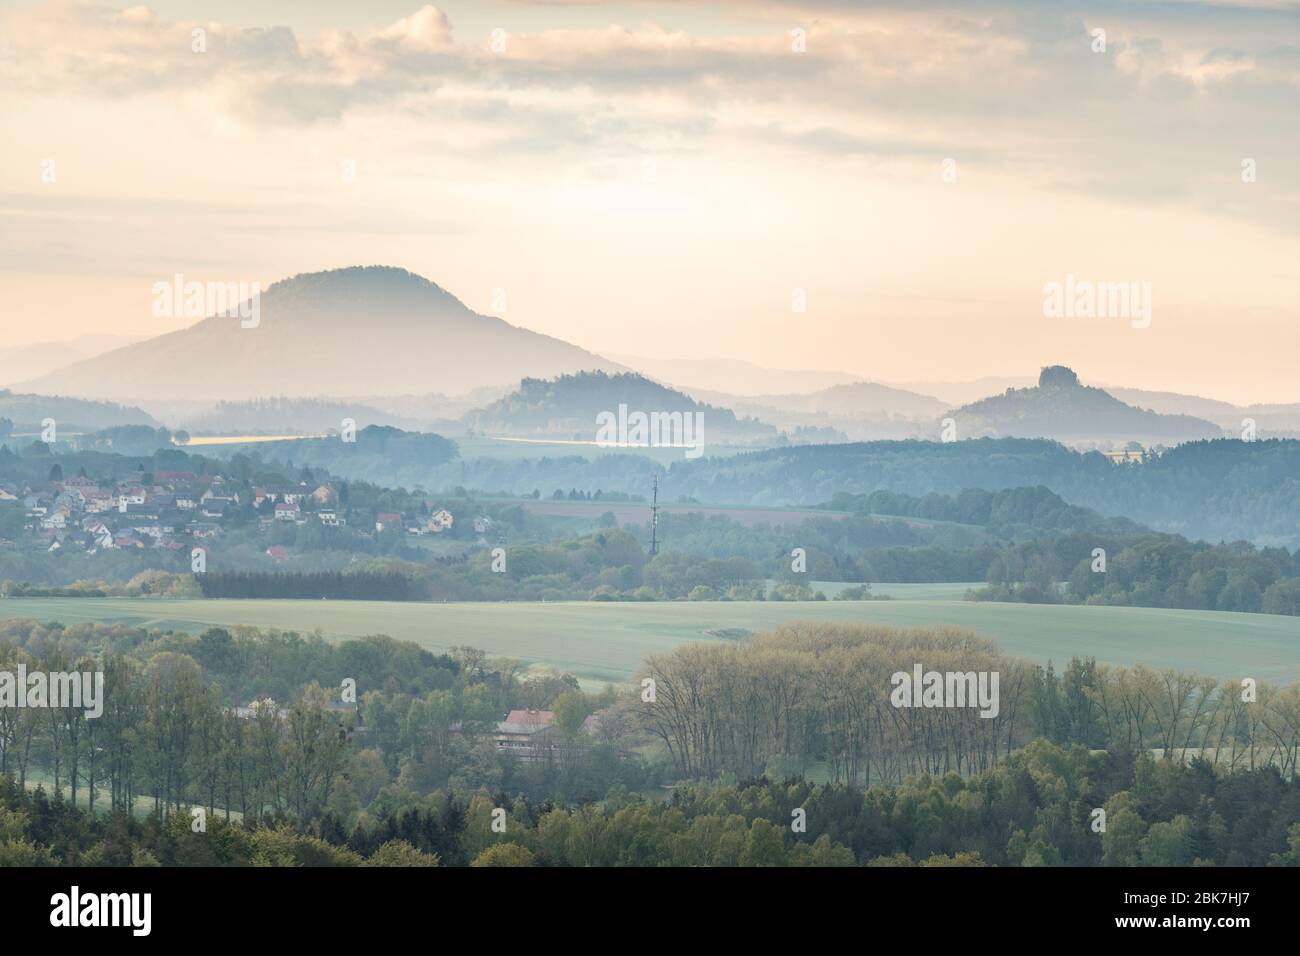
0,391 -> 157,432
643,624 -> 1029,784
969,533 -> 1300,615
187,529 -> 786,602
6,740 -> 1299,866
0,619 -> 461,710
0,583 -> 108,598
666,437 -> 1300,549
197,570 -> 422,600
822,485 -> 1145,537
0,620 -> 650,821
641,623 -> 1300,786
0,776 -> 442,866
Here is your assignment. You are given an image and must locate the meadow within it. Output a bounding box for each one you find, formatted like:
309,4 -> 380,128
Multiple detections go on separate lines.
3,589 -> 1296,688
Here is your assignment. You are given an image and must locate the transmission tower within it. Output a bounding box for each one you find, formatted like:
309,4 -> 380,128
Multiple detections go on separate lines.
649,473 -> 659,555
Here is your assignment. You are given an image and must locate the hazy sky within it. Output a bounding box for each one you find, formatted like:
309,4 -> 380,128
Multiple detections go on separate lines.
2,0 -> 1297,402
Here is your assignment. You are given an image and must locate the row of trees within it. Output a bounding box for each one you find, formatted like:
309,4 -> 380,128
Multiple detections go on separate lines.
0,647 -> 352,823
642,625 -> 1030,785
196,570 -> 422,600
641,623 -> 1300,785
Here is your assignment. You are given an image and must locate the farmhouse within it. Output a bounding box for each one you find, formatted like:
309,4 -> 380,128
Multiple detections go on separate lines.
1102,449 -> 1146,464
375,512 -> 403,533
493,709 -> 554,760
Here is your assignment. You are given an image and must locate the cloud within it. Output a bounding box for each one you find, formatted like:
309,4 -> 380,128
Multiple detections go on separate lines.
1,0 -> 1295,232
376,5 -> 454,51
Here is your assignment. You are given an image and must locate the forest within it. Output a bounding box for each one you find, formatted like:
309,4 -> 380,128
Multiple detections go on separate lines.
5,741 -> 1298,867
2,615 -> 1298,856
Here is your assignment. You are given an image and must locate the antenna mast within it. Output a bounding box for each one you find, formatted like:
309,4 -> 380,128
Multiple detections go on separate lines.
649,473 -> 659,555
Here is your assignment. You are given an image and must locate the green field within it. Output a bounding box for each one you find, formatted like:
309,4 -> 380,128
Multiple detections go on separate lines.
4,591 -> 1297,688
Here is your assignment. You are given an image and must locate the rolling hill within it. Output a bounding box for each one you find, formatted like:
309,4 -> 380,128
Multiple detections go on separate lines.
685,381 -> 947,440
178,397 -> 427,434
0,335 -> 146,389
662,435 -> 1300,547
608,354 -> 864,395
0,390 -> 159,432
1107,387 -> 1300,437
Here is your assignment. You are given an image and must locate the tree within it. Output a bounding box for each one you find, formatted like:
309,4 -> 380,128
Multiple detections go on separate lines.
471,843 -> 535,867
366,840 -> 440,867
740,819 -> 787,867
1139,815 -> 1196,866
1100,792 -> 1145,866
552,691 -> 590,738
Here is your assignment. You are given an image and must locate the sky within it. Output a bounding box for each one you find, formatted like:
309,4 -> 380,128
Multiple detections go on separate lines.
1,0 -> 1297,403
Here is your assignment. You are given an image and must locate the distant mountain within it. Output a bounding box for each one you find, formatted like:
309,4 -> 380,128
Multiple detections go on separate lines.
609,354 -> 863,396
1104,388 -> 1240,424
950,366 -> 1222,443
1107,387 -> 1300,437
461,370 -> 779,443
358,385 -> 516,428
178,397 -> 427,435
693,381 -> 946,419
880,375 -> 1037,407
0,390 -> 159,432
17,267 -> 625,402
0,335 -> 146,388
680,381 -> 944,442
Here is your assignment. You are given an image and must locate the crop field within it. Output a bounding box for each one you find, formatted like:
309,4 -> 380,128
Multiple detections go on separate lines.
3,591 -> 1297,688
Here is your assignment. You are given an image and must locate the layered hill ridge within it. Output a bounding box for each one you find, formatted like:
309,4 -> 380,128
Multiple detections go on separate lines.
18,266 -> 624,402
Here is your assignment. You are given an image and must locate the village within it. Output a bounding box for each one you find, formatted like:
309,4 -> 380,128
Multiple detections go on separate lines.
2,468 -> 496,560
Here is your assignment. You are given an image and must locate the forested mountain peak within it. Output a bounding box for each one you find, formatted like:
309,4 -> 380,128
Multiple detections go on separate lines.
950,367 -> 1220,443
461,370 -> 777,439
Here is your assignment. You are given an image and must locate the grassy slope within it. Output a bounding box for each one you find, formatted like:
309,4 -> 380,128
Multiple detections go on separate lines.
3,592 -> 1297,687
